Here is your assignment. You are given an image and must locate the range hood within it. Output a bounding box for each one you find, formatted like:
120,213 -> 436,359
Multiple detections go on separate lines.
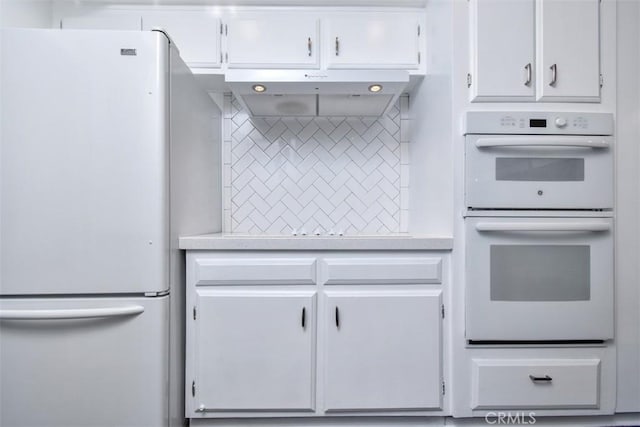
225,69 -> 409,117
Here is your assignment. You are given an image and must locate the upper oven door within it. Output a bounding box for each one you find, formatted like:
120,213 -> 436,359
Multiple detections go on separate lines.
465,217 -> 613,342
465,135 -> 613,210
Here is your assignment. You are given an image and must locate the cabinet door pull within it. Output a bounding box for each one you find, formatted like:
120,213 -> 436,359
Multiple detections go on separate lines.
335,306 -> 340,328
549,63 -> 557,87
301,307 -> 306,329
529,374 -> 552,382
335,37 -> 340,56
308,37 -> 312,57
524,63 -> 532,86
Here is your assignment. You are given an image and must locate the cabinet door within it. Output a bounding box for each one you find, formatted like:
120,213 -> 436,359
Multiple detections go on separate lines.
226,15 -> 319,69
325,13 -> 421,69
324,290 -> 442,411
469,0 -> 535,101
193,289 -> 316,412
142,11 -> 221,68
536,0 -> 600,102
61,10 -> 142,30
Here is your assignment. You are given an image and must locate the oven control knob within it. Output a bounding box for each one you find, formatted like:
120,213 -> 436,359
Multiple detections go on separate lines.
555,117 -> 568,128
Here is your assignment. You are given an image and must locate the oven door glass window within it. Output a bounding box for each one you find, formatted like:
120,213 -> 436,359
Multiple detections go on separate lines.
495,158 -> 585,182
490,245 -> 590,301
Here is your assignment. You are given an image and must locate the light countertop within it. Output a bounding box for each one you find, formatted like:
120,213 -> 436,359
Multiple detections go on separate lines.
179,233 -> 453,251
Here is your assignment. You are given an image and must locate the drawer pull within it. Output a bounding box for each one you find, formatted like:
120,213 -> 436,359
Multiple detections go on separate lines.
335,306 -> 340,329
301,307 -> 306,329
529,374 -> 552,382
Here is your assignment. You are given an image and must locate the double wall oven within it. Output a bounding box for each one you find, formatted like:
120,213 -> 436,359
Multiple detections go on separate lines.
464,112 -> 614,343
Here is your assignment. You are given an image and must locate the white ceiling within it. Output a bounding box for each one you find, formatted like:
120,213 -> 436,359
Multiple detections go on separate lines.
53,0 -> 427,7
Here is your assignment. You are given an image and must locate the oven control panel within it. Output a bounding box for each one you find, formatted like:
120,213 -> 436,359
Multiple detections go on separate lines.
464,112 -> 614,135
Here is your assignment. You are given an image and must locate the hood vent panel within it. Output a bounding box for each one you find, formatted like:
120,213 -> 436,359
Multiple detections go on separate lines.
243,94 -> 316,117
226,69 -> 409,117
319,94 -> 394,116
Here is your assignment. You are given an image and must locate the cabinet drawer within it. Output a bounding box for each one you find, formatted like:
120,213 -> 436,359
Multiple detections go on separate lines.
194,258 -> 317,285
321,257 -> 441,285
471,359 -> 600,409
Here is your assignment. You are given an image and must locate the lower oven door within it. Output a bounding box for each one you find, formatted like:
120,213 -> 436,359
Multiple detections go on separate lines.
465,217 -> 613,342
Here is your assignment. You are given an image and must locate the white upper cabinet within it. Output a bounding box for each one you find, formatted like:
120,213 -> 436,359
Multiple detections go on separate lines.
324,13 -> 422,70
60,8 -> 425,73
469,0 -> 600,103
323,290 -> 442,412
142,11 -> 222,68
192,289 -> 316,412
61,10 -> 142,30
470,0 -> 535,101
536,0 -> 600,102
226,14 -> 320,69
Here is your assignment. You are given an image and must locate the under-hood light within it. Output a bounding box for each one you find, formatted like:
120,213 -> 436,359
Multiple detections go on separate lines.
368,84 -> 383,93
252,84 -> 266,93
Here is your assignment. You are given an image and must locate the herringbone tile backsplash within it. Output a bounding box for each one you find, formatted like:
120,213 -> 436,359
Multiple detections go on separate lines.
222,95 -> 410,235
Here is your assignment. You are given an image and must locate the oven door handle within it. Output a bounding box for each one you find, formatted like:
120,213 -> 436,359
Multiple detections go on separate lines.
0,305 -> 145,320
475,222 -> 611,232
474,138 -> 609,149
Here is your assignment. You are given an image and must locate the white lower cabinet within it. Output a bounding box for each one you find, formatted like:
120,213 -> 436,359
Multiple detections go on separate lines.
186,252 -> 446,419
193,289 -> 317,412
324,290 -> 442,412
471,358 -> 601,410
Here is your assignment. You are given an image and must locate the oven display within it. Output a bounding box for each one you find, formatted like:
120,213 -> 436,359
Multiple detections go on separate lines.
530,119 -> 547,128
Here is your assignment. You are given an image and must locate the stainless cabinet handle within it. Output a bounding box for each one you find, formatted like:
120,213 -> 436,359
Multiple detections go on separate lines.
301,307 -> 306,329
335,306 -> 340,328
0,305 -> 145,320
550,63 -> 557,87
529,374 -> 552,382
335,37 -> 339,56
308,37 -> 312,57
524,63 -> 532,86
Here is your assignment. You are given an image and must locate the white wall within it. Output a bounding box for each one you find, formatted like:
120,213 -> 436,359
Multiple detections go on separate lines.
408,0 -> 453,237
615,0 -> 640,413
1,0 -> 53,28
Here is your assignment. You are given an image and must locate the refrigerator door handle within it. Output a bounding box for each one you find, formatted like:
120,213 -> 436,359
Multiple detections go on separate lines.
0,305 -> 145,320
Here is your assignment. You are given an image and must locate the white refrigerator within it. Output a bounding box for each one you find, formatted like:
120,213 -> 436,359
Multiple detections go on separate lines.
0,28 -> 220,426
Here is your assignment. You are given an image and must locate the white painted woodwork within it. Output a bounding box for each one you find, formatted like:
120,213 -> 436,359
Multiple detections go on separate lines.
323,289 -> 442,411
471,359 -> 601,409
469,0 -> 601,102
61,10 -> 142,30
193,289 -> 316,412
469,0 -> 535,101
226,14 -> 320,68
142,11 -> 222,68
325,13 -> 421,69
58,7 -> 426,73
193,257 -> 317,285
321,257 -> 442,285
536,0 -> 600,101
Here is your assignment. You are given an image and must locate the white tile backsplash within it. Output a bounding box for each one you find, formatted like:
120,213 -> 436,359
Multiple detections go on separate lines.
223,94 -> 410,235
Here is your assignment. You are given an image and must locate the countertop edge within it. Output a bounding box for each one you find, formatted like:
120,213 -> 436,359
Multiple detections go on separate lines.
178,235 -> 454,251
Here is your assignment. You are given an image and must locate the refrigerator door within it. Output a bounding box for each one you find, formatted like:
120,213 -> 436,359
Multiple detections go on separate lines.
0,295 -> 169,427
1,29 -> 170,295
